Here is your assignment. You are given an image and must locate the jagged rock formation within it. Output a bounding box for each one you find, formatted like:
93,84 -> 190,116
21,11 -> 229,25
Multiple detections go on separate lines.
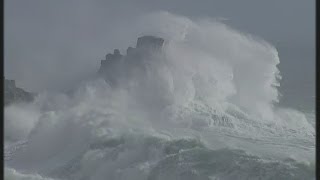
98,35 -> 165,86
4,78 -> 34,106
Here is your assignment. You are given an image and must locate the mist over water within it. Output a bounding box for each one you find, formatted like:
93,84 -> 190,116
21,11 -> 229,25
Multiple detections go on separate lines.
4,12 -> 315,180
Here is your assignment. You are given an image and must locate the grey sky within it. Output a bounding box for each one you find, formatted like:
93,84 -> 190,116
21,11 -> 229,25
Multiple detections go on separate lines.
4,0 -> 315,110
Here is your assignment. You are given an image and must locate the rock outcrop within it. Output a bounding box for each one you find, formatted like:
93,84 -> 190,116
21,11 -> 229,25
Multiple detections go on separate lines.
98,35 -> 165,86
136,36 -> 164,50
4,78 -> 34,106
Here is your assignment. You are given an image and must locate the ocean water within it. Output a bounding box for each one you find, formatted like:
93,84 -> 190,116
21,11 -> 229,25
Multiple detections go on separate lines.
4,12 -> 315,180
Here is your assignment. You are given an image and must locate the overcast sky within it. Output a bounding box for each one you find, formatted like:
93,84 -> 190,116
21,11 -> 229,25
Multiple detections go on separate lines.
4,0 -> 315,110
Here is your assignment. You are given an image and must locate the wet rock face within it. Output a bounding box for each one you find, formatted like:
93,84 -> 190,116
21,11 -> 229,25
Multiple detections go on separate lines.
98,36 -> 165,87
4,78 -> 34,106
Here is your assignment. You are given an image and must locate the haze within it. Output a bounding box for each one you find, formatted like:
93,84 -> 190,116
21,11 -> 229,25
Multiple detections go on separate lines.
4,0 -> 315,111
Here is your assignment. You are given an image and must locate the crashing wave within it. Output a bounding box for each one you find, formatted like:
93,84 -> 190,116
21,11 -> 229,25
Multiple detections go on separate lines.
4,11 -> 315,180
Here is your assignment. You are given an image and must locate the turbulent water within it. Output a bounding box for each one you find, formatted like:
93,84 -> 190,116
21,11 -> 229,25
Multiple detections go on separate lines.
4,12 -> 315,180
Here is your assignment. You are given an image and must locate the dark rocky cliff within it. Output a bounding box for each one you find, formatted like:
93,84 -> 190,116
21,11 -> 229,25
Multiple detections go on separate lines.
4,78 -> 34,106
98,35 -> 165,86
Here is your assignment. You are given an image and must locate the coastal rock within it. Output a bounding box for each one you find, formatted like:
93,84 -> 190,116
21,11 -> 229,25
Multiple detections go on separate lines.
136,36 -> 164,50
4,78 -> 34,106
98,36 -> 165,86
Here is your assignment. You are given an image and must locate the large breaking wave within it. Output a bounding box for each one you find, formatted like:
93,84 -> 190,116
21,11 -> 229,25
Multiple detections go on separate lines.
4,12 -> 315,180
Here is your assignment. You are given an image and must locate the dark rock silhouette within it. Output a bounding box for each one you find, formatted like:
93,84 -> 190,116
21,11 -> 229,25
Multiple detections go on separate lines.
136,36 -> 164,50
113,49 -> 121,57
98,35 -> 165,86
4,78 -> 34,106
126,47 -> 134,55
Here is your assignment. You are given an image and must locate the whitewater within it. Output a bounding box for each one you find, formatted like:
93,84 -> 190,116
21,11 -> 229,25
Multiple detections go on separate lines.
4,12 -> 315,180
